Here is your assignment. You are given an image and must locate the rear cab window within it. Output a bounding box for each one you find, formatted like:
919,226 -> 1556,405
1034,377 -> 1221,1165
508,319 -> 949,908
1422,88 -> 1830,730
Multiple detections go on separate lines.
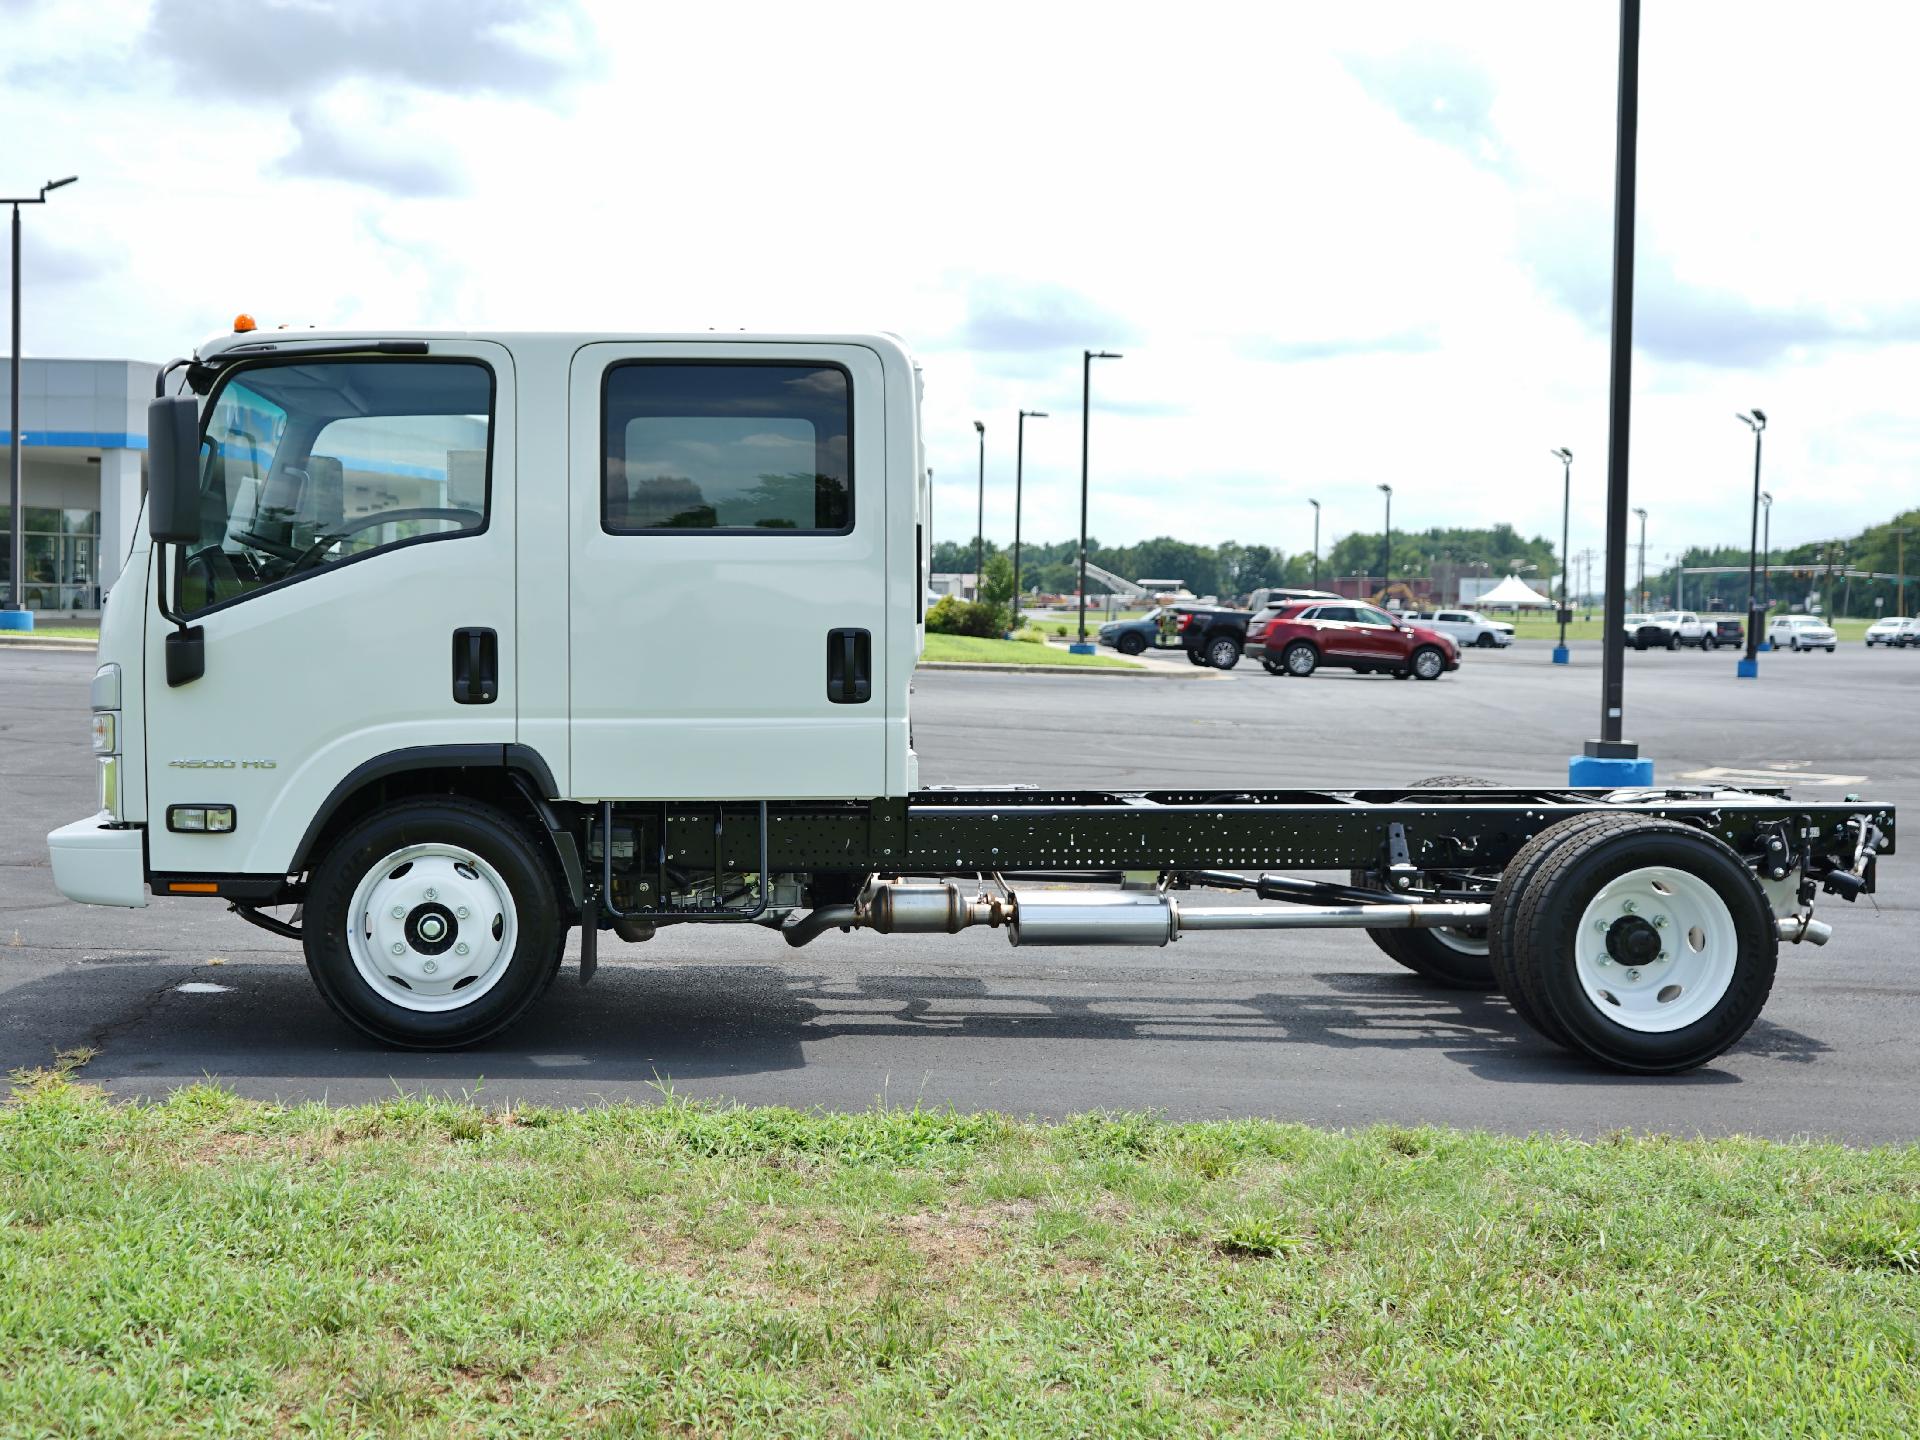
601,362 -> 852,533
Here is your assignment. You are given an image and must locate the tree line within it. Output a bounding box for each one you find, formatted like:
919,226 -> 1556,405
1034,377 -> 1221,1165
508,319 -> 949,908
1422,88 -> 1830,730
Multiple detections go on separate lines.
932,524 -> 1559,599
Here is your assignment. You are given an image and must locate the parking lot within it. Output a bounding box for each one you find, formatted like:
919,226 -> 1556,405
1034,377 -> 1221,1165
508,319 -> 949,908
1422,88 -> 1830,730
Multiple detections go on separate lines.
3,640 -> 1915,1140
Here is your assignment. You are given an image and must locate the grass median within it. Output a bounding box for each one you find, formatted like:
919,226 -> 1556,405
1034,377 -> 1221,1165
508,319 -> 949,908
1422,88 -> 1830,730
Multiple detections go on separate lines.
922,633 -> 1140,667
4,1070 -> 1917,1437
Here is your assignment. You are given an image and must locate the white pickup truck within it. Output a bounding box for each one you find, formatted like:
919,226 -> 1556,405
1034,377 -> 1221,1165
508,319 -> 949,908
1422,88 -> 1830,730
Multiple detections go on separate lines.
40,324 -> 1891,1075
1411,609 -> 1514,648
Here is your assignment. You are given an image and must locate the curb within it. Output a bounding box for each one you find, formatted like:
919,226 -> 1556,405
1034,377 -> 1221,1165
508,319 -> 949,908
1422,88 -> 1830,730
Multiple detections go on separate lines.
917,661 -> 1218,678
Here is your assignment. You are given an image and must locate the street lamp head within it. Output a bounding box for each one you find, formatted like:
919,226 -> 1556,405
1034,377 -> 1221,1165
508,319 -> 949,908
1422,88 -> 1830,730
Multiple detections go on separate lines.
1551,447 -> 1571,461
1633,507 -> 1647,521
1021,409 -> 1049,419
1751,408 -> 1767,425
1308,498 -> 1320,510
1088,350 -> 1122,360
1761,490 -> 1772,506
973,420 -> 984,435
41,176 -> 78,193
1377,483 -> 1392,495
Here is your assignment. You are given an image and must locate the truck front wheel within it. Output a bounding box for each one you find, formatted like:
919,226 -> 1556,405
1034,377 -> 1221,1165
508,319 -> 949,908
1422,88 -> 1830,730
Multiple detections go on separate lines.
303,798 -> 564,1049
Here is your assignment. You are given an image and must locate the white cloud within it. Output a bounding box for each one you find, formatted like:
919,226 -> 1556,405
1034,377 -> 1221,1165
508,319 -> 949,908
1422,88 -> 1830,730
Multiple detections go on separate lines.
0,0 -> 1914,565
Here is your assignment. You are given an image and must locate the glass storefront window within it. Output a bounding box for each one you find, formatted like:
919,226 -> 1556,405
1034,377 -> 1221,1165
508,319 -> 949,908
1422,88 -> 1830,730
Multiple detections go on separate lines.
0,502 -> 102,610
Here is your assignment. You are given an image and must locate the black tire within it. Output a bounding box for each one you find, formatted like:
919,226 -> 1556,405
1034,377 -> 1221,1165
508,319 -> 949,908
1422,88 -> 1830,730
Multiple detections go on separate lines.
1282,640 -> 1318,677
1495,815 -> 1777,1073
1260,656 -> 1286,676
1391,669 -> 1413,679
1186,649 -> 1209,667
303,797 -> 565,1049
1666,633 -> 1679,650
1350,776 -> 1499,990
1116,631 -> 1147,656
1475,633 -> 1497,648
1206,635 -> 1242,670
1410,645 -> 1446,680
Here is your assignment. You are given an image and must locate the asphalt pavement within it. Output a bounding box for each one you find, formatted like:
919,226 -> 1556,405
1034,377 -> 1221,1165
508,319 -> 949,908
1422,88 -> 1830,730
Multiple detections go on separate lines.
3,639 -> 1915,1139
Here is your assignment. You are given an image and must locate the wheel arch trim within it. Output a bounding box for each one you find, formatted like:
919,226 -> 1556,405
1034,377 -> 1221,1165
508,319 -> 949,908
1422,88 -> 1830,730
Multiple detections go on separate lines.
289,743 -> 562,878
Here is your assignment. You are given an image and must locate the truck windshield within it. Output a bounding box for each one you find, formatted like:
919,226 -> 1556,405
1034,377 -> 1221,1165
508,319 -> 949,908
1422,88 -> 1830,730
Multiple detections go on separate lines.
179,359 -> 492,614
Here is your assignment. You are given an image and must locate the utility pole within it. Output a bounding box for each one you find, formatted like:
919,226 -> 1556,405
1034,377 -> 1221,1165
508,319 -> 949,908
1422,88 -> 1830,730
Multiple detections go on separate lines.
1633,507 -> 1648,608
1578,0 -> 1650,786
1551,448 -> 1572,663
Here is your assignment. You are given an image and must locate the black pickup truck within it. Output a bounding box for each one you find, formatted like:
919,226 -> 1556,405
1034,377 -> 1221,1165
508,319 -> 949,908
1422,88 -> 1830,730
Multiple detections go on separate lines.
1159,587 -> 1341,668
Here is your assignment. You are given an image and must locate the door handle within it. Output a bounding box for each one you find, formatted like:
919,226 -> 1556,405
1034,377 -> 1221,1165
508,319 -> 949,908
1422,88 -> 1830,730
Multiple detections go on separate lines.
452,627 -> 498,705
826,628 -> 871,704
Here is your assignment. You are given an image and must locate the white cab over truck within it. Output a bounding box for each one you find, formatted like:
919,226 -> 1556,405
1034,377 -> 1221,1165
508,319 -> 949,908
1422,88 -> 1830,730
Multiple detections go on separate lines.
47,328 -> 1894,1074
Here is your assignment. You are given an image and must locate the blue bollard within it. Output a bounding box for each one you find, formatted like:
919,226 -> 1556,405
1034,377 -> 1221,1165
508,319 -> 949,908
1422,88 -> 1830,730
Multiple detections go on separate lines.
1736,657 -> 1758,678
1551,645 -> 1570,665
1568,753 -> 1654,786
0,610 -> 34,633
1068,642 -> 1096,655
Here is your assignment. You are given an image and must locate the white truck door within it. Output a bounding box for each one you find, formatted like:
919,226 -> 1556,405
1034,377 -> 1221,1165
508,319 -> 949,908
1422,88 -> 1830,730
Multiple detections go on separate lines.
144,345 -> 517,877
567,342 -> 888,800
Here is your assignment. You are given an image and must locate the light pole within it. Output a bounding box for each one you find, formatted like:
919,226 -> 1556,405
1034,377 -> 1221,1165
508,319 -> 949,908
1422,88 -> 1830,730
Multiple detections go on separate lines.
1736,409 -> 1767,676
972,420 -> 985,595
4,174 -> 77,626
1308,498 -> 1320,588
1012,408 -> 1046,633
1377,483 -> 1393,603
1551,448 -> 1572,664
1633,507 -> 1648,609
1758,489 -> 1773,648
1074,349 -> 1122,650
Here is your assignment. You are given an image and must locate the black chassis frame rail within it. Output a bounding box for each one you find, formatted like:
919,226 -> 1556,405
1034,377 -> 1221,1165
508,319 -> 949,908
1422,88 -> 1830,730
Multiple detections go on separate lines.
594,786 -> 1895,881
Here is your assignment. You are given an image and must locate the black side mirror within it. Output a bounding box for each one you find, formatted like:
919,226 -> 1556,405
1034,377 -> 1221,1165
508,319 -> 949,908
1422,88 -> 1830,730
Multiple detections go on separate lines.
146,395 -> 203,544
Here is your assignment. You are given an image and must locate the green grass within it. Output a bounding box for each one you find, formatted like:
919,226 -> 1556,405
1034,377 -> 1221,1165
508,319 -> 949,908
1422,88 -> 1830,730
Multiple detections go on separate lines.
0,622 -> 98,640
4,1074 -> 1918,1437
922,633 -> 1140,668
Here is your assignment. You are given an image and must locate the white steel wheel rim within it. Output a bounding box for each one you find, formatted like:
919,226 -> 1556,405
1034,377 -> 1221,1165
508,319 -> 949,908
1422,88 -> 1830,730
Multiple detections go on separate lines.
1573,865 -> 1738,1034
345,844 -> 519,1013
1429,922 -> 1489,956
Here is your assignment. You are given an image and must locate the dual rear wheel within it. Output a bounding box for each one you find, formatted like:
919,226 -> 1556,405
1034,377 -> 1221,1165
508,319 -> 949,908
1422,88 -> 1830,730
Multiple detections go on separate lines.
1358,779 -> 1777,1072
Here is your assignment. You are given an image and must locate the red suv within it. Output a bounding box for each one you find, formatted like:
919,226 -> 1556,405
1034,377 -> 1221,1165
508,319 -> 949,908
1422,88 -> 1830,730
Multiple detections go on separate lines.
1248,601 -> 1461,680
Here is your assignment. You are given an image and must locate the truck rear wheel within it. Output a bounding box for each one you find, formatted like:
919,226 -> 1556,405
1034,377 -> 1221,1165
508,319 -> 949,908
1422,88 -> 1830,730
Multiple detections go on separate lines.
1206,635 -> 1242,669
1492,814 -> 1776,1073
303,798 -> 564,1049
1351,776 -> 1498,990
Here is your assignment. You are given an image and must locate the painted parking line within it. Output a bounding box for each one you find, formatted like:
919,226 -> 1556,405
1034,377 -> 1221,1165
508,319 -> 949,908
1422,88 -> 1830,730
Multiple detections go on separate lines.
1679,765 -> 1868,788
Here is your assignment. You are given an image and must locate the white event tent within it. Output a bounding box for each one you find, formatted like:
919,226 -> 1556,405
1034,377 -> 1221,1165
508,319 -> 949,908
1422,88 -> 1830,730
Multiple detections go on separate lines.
1474,575 -> 1556,608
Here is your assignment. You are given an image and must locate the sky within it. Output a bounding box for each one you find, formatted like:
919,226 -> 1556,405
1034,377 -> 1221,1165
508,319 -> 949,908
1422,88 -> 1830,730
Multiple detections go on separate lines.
3,0 -> 1917,573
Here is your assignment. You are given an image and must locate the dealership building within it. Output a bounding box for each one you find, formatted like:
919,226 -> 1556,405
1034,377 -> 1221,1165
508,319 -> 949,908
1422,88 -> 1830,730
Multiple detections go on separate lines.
2,356 -> 157,617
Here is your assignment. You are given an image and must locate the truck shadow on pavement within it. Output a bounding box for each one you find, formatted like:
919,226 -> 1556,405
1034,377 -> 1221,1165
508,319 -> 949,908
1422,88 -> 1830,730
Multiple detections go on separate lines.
21,956 -> 1831,1096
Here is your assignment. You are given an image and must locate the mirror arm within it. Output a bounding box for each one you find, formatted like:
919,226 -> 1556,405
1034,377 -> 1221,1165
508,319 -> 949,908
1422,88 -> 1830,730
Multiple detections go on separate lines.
153,358 -> 192,399
152,540 -> 188,633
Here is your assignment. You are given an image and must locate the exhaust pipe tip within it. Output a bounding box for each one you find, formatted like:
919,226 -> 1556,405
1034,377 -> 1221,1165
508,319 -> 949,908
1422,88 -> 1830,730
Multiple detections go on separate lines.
1778,915 -> 1833,946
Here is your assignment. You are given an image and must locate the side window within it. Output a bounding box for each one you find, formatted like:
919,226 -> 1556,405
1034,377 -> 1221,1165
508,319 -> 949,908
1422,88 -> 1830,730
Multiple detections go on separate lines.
1317,606 -> 1358,623
1357,606 -> 1397,626
181,360 -> 491,614
602,362 -> 852,533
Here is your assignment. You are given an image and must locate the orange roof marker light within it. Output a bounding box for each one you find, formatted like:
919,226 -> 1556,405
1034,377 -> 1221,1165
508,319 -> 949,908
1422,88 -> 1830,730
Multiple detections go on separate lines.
233,313 -> 257,333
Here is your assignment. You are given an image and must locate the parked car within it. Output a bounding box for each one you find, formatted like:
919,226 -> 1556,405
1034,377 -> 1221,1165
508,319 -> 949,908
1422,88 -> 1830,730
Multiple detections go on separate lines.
1865,616 -> 1918,648
1096,607 -> 1164,656
1767,615 -> 1838,652
1248,601 -> 1461,680
1707,616 -> 1744,649
1412,608 -> 1514,648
